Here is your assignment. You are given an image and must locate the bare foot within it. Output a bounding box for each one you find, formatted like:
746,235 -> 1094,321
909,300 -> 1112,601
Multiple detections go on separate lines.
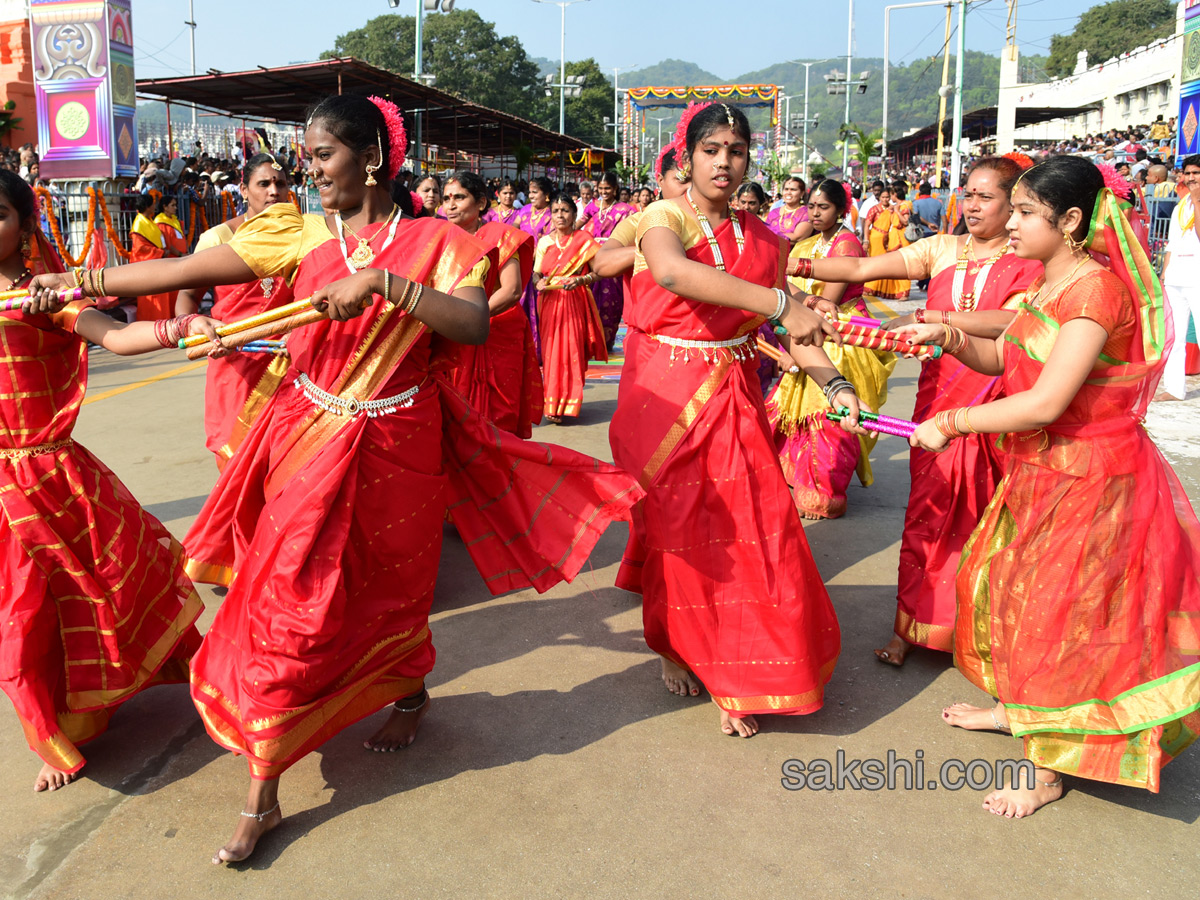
214,781 -> 281,865
35,763 -> 78,792
1153,391 -> 1182,402
942,701 -> 1010,732
364,689 -> 430,752
874,634 -> 912,667
720,709 -> 759,738
661,658 -> 702,697
982,770 -> 1063,818
799,509 -> 822,520
545,414 -> 562,424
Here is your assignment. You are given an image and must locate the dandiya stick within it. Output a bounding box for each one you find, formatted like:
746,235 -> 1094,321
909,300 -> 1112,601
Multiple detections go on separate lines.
835,405 -> 918,437
186,308 -> 325,359
832,319 -> 943,360
828,411 -> 916,440
846,314 -> 882,329
178,295 -> 315,348
0,287 -> 86,311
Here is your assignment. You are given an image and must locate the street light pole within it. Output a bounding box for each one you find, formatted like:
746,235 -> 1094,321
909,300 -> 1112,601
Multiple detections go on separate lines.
533,0 -> 591,135
414,0 -> 425,172
842,0 -> 853,174
649,115 -> 670,161
882,0 -> 951,179
186,0 -> 196,132
611,64 -> 637,152
949,0 -> 968,189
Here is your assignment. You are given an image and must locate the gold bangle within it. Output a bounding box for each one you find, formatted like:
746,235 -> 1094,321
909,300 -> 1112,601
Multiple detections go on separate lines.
383,271 -> 392,307
406,281 -> 424,315
963,406 -> 978,434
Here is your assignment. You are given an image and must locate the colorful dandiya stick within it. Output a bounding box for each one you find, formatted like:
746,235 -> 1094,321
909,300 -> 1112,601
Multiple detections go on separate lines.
0,287 -> 85,311
845,314 -> 882,329
178,295 -> 314,348
238,340 -> 287,354
827,411 -> 915,439
834,405 -> 918,438
185,307 -> 325,359
831,319 -> 943,360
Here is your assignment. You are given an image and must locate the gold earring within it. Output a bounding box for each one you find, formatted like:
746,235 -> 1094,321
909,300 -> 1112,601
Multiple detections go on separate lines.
364,163 -> 379,187
19,233 -> 31,259
1062,229 -> 1086,254
674,163 -> 690,184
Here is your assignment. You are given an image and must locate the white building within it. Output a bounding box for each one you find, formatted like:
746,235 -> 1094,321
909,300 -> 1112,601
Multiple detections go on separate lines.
995,6 -> 1185,151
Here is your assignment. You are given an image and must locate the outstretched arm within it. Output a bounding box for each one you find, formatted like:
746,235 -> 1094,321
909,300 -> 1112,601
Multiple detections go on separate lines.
73,307 -> 224,356
909,316 -> 1109,451
809,251 -> 909,285
640,225 -> 837,347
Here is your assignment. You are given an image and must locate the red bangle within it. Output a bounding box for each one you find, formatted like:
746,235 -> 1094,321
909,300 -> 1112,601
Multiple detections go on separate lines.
793,257 -> 814,279
915,308 -> 926,324
804,295 -> 820,310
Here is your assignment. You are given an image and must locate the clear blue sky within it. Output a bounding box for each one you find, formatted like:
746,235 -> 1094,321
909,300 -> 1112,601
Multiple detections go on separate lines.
133,0 -> 1115,82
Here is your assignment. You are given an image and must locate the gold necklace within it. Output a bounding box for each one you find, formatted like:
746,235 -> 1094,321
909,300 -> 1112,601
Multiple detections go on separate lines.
1026,256 -> 1091,309
337,205 -> 398,270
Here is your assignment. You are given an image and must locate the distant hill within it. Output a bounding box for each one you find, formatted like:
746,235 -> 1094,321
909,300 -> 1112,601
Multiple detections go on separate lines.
623,59 -> 725,89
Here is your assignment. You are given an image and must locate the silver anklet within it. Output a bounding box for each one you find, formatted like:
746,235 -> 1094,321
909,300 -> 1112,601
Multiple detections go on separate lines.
240,802 -> 280,822
394,689 -> 429,713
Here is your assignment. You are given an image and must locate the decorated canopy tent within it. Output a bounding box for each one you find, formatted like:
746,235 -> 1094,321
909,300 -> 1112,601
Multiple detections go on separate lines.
624,84 -> 782,168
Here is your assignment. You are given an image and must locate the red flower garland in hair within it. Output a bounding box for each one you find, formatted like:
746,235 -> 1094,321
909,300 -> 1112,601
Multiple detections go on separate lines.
670,101 -> 715,170
1001,151 -> 1035,171
842,181 -> 854,209
367,95 -> 408,180
1095,162 -> 1133,201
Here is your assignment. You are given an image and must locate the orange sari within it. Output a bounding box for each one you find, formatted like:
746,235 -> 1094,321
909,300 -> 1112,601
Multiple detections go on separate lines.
183,206 -> 641,778
610,201 -> 840,717
536,230 -> 607,418
131,212 -> 170,320
0,247 -> 202,774
446,221 -> 543,437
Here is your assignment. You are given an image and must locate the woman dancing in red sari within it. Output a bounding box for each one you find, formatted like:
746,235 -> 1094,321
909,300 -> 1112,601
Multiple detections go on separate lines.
29,95 -> 641,863
903,156 -> 1200,817
611,103 -> 863,737
533,193 -> 607,423
0,172 -> 225,793
807,158 -> 1041,665
442,170 -> 543,437
176,153 -> 296,470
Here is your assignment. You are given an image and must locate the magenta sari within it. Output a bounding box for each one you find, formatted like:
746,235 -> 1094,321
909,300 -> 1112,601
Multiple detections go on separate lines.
580,199 -> 636,351
514,204 -> 555,358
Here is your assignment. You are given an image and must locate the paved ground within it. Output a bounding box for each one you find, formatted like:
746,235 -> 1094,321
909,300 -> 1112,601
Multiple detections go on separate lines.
4,315 -> 1200,900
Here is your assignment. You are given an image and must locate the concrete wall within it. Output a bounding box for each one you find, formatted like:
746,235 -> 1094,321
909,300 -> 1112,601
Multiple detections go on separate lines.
996,31 -> 1182,152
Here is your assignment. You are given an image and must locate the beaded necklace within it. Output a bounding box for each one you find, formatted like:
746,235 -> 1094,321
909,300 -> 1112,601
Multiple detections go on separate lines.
951,235 -> 1009,312
686,188 -> 744,271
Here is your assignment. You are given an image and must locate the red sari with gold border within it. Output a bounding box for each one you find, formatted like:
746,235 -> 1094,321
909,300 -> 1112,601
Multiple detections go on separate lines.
610,201 -> 840,717
198,221 -> 296,470
445,221 -> 543,437
536,230 -> 607,418
893,237 -> 1041,650
183,206 -> 641,778
956,261 -> 1200,791
0,261 -> 202,774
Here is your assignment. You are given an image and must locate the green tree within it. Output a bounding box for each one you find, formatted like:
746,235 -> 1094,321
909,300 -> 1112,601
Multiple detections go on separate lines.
322,11 -> 543,120
1045,0 -> 1175,78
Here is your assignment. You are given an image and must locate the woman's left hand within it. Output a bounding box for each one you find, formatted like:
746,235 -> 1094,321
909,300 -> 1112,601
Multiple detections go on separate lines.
832,390 -> 872,436
910,419 -> 951,452
561,276 -> 583,290
892,322 -> 946,356
312,269 -> 378,322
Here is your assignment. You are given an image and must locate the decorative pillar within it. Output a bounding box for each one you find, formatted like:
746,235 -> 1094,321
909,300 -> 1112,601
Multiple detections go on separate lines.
0,0 -> 35,149
30,0 -> 137,179
1180,0 -> 1200,157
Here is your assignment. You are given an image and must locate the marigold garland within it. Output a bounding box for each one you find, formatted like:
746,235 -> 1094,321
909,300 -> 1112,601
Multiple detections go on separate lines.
34,185 -> 90,267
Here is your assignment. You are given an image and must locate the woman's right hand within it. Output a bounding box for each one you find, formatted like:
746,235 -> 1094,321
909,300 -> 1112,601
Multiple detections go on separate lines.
24,273 -> 77,314
535,278 -> 549,292
892,322 -> 945,355
779,294 -> 839,347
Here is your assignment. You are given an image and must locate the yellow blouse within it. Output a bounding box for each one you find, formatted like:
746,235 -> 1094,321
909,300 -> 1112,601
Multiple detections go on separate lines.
225,203 -> 488,289
633,200 -> 705,275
